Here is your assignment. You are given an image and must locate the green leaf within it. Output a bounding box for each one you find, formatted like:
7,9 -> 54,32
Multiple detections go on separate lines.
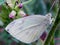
0,4 -> 12,27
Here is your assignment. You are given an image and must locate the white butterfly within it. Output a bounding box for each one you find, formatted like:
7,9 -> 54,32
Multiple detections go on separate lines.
5,13 -> 53,43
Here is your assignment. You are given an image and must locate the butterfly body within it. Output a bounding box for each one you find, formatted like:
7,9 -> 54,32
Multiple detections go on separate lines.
5,13 -> 52,43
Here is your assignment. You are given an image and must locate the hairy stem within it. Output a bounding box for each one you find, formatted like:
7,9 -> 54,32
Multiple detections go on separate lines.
44,8 -> 60,45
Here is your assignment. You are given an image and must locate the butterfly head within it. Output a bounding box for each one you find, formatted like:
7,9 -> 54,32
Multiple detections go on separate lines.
45,13 -> 53,24
45,13 -> 52,18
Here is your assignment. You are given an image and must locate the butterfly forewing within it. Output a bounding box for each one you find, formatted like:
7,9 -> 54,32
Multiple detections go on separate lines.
5,14 -> 52,43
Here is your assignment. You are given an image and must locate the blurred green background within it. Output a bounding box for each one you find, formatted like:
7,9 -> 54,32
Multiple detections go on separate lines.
0,0 -> 60,45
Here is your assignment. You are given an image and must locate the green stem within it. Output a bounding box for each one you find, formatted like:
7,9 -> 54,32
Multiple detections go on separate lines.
14,0 -> 32,11
44,8 -> 60,45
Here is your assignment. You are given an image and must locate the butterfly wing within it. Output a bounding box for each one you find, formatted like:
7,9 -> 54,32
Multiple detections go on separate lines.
14,18 -> 50,43
5,18 -> 23,35
5,15 -> 50,43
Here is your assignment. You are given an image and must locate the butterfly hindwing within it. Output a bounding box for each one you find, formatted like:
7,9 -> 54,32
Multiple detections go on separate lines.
5,14 -> 52,43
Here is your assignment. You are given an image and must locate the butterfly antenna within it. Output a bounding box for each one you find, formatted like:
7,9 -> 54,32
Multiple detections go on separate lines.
49,0 -> 58,12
